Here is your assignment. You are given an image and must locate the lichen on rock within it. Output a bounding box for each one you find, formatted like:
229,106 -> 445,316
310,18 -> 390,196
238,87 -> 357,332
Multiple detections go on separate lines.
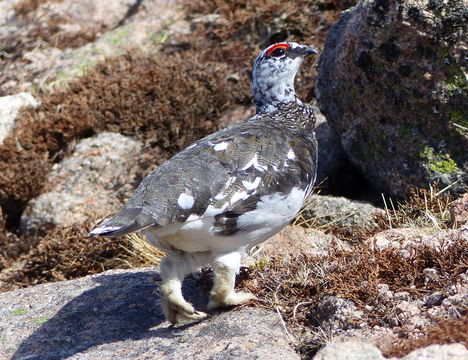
316,0 -> 467,198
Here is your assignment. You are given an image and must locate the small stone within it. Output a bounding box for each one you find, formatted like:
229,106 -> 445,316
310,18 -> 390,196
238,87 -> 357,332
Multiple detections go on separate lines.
300,195 -> 384,231
253,225 -> 348,259
425,292 -> 446,308
0,93 -> 39,145
377,283 -> 394,301
314,340 -> 385,360
423,268 -> 440,285
311,296 -> 364,331
394,292 -> 410,301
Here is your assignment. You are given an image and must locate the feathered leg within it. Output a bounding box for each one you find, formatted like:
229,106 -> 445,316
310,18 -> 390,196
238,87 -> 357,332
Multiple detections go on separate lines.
207,250 -> 256,310
159,252 -> 208,324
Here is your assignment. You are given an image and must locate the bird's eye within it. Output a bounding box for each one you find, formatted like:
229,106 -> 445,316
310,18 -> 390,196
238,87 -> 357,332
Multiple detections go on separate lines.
271,48 -> 285,57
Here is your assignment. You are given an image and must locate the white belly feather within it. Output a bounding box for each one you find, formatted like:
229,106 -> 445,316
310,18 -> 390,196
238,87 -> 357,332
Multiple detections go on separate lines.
141,187 -> 306,253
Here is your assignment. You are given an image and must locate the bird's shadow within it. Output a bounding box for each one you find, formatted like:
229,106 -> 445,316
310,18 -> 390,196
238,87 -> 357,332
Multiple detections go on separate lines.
12,270 -> 209,360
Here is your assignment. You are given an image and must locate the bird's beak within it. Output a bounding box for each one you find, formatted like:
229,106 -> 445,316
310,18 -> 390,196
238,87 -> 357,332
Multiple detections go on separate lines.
301,46 -> 318,57
290,45 -> 318,59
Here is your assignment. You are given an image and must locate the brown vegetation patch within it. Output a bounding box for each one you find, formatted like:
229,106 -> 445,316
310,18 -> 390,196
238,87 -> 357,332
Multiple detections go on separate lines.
0,51 -> 241,230
11,0 -> 99,52
180,0 -> 353,103
13,0 -> 64,17
0,220 -> 127,291
240,233 -> 467,356
383,315 -> 468,357
244,236 -> 466,320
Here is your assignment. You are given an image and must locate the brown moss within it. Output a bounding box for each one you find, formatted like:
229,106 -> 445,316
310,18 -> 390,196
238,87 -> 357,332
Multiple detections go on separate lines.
180,0 -> 351,102
382,315 -> 468,357
0,220 -> 126,291
0,51 -> 242,230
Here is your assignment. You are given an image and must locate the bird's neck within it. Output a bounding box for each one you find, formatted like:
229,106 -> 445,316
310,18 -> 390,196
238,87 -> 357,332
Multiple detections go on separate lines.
252,77 -> 302,114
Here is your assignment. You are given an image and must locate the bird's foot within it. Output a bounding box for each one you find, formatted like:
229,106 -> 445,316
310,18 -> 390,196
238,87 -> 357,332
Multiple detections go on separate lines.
161,296 -> 208,325
207,291 -> 257,310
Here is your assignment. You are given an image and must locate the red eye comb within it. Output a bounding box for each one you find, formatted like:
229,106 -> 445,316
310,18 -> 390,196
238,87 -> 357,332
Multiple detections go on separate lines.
266,43 -> 290,55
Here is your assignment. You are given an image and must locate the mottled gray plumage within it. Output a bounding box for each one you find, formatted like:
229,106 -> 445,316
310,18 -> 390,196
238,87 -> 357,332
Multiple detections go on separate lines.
89,42 -> 318,325
93,102 -> 317,238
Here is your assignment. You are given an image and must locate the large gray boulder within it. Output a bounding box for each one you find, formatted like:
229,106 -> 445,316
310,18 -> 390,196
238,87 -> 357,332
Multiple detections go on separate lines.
313,106 -> 349,189
300,194 -> 384,230
316,0 -> 467,198
0,267 -> 299,360
20,132 -> 143,233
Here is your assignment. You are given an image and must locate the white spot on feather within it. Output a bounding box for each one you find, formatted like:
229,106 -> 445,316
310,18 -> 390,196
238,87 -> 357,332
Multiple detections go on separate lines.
242,177 -> 261,190
287,149 -> 295,160
213,142 -> 229,151
230,191 -> 249,204
186,214 -> 200,221
214,192 -> 227,200
177,192 -> 194,210
241,154 -> 268,172
223,177 -> 236,189
203,203 -> 229,217
241,154 -> 259,171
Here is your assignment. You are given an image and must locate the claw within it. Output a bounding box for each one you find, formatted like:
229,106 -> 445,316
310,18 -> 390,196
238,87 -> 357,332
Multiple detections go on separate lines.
207,291 -> 257,310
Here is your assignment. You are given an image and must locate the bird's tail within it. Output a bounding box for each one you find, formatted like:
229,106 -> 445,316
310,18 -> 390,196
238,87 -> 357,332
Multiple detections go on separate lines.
88,208 -> 148,237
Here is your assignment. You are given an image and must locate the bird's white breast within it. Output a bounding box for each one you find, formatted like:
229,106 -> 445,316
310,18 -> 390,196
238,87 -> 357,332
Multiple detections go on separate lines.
141,187 -> 306,254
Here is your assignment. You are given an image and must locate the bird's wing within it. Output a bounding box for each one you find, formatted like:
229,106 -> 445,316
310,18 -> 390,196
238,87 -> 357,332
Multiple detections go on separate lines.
89,119 -> 317,237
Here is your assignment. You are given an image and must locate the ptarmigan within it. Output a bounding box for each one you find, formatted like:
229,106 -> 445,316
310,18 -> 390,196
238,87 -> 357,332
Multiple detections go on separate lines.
90,42 -> 318,325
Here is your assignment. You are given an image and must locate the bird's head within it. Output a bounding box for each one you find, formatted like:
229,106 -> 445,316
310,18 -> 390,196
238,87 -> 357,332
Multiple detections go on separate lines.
252,42 -> 317,114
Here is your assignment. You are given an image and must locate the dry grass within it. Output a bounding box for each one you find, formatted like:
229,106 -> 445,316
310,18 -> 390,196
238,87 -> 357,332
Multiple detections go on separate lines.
244,234 -> 466,317
0,220 -> 127,291
118,233 -> 165,268
380,182 -> 454,230
0,226 -> 165,292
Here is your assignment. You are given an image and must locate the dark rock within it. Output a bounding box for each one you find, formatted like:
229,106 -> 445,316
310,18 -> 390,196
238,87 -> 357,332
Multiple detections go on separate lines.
310,296 -> 364,331
425,291 -> 446,308
313,106 -> 349,189
316,0 -> 467,198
